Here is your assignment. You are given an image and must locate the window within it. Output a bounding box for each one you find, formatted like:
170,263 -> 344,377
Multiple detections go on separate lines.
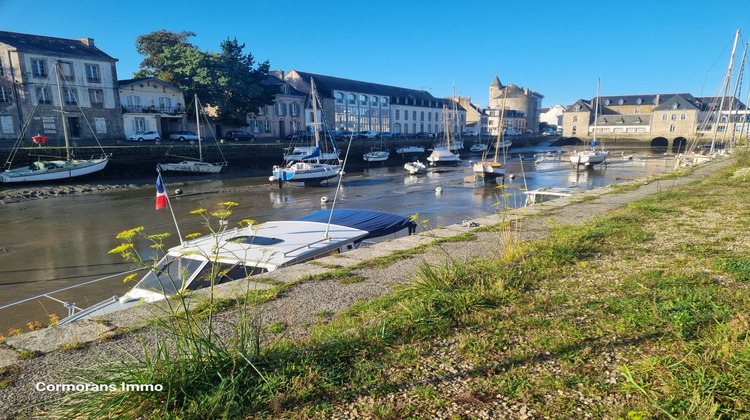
264,120 -> 271,132
572,126 -> 577,135
360,95 -> 367,105
572,116 -> 578,122
63,88 -> 78,105
31,59 -> 47,78
85,64 -> 100,83
275,102 -> 286,116
404,110 -> 408,120
636,98 -> 642,105
335,92 -> 343,103
37,87 -> 52,104
59,61 -> 74,80
662,114 -> 668,120
348,94 -> 355,105
670,124 -> 676,132
371,96 -> 378,106
681,113 -> 686,120
395,109 -> 400,119
574,105 -> 581,111
381,97 -> 387,107
126,95 -> 142,111
604,99 -> 610,105
412,111 -> 416,120
134,117 -> 146,132
94,117 -> 106,134
420,111 -> 424,121
89,89 -> 103,106
290,103 -> 300,116
0,86 -> 11,103
157,97 -> 171,111
618,99 -> 624,105
257,105 -> 266,115
672,103 -> 678,110
0,58 -> 4,76
634,108 -> 640,114
671,114 -> 677,120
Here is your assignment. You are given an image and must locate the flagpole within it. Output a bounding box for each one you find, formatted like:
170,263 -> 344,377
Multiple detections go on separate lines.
157,170 -> 184,246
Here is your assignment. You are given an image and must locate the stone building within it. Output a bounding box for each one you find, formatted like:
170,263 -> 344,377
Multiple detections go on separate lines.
562,92 -> 748,150
488,76 -> 543,134
0,31 -> 123,142
246,70 -> 306,139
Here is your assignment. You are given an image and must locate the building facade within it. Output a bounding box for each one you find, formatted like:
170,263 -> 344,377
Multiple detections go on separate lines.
562,92 -> 748,149
0,31 -> 123,142
118,78 -> 187,139
488,76 -> 543,134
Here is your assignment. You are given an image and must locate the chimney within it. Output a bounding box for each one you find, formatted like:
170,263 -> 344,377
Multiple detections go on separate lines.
78,38 -> 95,47
655,94 -> 660,106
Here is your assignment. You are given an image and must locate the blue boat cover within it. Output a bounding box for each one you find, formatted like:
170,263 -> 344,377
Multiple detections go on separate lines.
294,209 -> 416,239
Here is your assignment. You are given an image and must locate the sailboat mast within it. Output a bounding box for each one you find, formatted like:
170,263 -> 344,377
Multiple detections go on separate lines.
495,89 -> 508,163
311,78 -> 322,164
593,78 -> 600,146
195,94 -> 203,162
711,29 -> 741,154
53,63 -> 71,161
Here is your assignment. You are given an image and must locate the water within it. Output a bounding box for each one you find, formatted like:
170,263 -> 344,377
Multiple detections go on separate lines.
0,145 -> 674,332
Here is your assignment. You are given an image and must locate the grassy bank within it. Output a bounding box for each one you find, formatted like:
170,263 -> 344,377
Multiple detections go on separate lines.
53,153 -> 750,419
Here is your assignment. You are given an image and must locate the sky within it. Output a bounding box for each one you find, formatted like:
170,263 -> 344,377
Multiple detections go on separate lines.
3,0 -> 750,109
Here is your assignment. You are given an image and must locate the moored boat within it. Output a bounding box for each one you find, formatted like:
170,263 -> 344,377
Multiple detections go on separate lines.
404,160 -> 428,175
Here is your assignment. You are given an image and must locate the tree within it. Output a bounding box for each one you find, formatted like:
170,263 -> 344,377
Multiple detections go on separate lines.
134,30 -> 196,78
160,37 -> 276,126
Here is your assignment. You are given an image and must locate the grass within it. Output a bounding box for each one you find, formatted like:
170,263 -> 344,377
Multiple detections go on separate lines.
44,154 -> 750,419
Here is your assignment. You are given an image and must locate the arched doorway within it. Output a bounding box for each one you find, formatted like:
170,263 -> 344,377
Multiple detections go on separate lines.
672,137 -> 688,153
651,137 -> 668,153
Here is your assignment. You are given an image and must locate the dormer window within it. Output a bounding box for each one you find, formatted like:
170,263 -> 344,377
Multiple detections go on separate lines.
672,103 -> 678,110
618,99 -> 624,105
574,105 -> 581,111
636,98 -> 642,105
604,99 -> 610,105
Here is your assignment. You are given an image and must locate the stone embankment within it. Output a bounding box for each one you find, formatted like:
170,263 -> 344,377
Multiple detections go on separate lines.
0,156 -> 731,418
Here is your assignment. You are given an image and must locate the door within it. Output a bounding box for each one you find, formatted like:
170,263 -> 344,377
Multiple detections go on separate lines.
67,117 -> 80,137
278,120 -> 285,138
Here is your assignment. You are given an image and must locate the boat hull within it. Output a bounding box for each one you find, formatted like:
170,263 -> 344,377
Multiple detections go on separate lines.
472,161 -> 505,178
0,157 -> 109,183
569,151 -> 607,166
426,148 -> 460,166
272,162 -> 341,184
157,161 -> 224,174
363,151 -> 390,162
404,161 -> 428,174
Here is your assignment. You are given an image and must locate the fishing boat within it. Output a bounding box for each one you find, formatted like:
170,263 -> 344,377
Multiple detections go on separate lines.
404,160 -> 428,175
58,209 -> 416,324
569,79 -> 607,169
157,94 -> 227,174
1,63 -> 110,183
473,88 -> 508,181
271,78 -> 341,185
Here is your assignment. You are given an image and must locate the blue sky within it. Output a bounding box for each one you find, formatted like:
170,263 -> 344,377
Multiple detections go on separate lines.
3,0 -> 750,108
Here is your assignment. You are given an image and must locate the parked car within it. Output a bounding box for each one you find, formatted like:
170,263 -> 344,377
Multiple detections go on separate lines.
169,131 -> 200,142
334,130 -> 354,140
128,130 -> 161,142
379,132 -> 393,139
356,130 -> 378,139
392,132 -> 407,139
462,131 -> 477,137
225,130 -> 255,141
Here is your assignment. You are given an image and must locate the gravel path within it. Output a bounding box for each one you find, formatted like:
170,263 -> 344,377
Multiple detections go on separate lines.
0,157 -> 732,419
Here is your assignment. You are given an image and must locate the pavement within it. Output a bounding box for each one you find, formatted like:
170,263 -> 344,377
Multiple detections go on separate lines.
0,155 -> 733,417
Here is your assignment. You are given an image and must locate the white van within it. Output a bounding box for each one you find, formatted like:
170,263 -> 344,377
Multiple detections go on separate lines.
356,130 -> 378,139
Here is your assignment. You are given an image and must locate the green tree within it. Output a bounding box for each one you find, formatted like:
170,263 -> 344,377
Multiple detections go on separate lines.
161,37 -> 276,126
134,30 -> 196,78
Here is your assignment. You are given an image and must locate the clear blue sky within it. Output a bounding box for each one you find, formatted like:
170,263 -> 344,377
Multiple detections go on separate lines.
3,0 -> 750,108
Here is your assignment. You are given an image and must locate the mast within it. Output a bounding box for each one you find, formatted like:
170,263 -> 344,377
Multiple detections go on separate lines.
311,78 -> 321,164
711,29 -> 741,154
593,78 -> 600,147
495,88 -> 508,163
53,62 -> 71,161
195,94 -> 203,162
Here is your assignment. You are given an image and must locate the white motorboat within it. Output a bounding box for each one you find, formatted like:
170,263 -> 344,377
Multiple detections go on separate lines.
404,160 -> 428,175
58,209 -> 416,324
523,188 -> 580,206
396,146 -> 425,155
1,63 -> 110,183
469,143 -> 487,153
157,94 -> 227,174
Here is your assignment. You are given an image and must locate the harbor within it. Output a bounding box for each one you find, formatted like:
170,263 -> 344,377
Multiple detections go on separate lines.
0,142 -> 676,333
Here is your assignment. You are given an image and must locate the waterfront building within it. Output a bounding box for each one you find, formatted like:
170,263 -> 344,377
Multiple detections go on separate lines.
118,78 -> 187,139
540,104 -> 565,131
283,70 -> 466,136
0,31 -> 123,141
245,71 -> 306,139
488,76 -> 543,134
562,93 -> 748,150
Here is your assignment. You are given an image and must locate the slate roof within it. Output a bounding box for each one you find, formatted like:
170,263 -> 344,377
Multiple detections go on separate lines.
0,31 -> 116,61
288,70 -> 440,104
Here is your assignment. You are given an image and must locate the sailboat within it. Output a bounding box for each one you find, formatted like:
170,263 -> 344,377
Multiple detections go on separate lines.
426,104 -> 460,166
363,135 -> 390,162
1,63 -> 110,183
569,78 -> 607,169
271,78 -> 341,185
473,88 -> 507,181
157,94 -> 227,174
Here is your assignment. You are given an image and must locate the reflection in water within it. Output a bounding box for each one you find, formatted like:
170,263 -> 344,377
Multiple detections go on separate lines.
0,149 -> 675,331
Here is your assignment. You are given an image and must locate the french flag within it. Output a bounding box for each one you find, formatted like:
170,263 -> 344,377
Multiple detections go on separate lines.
155,173 -> 167,210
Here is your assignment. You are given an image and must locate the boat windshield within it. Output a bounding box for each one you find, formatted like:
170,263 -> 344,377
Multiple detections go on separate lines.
134,256 -> 206,295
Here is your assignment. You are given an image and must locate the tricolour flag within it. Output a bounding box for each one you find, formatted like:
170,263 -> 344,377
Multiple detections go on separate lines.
155,174 -> 167,210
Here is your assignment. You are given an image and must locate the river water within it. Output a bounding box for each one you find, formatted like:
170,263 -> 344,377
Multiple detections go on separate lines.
0,144 -> 675,332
